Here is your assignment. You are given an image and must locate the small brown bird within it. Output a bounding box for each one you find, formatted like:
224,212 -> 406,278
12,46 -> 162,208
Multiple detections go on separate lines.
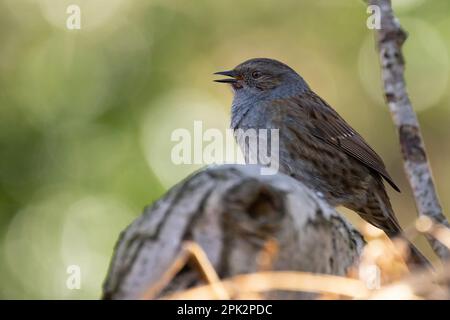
215,58 -> 430,267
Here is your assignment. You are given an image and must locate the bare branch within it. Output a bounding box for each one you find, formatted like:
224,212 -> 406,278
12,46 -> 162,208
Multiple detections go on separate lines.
365,0 -> 450,260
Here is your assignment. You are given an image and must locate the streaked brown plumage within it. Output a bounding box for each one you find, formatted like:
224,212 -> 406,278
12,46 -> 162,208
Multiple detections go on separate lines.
215,58 -> 430,267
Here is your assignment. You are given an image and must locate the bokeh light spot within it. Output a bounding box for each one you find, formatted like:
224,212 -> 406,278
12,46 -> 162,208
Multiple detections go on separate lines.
358,18 -> 449,112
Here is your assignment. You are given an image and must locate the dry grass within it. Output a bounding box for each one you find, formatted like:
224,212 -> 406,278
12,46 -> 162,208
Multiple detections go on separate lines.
142,217 -> 450,300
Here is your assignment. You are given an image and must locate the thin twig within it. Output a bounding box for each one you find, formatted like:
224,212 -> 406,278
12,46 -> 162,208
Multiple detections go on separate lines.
163,265 -> 450,300
140,241 -> 229,299
183,241 -> 230,299
163,271 -> 370,299
365,0 -> 450,260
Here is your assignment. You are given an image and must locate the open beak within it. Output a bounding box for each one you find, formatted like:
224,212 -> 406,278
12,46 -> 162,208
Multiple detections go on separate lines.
214,70 -> 238,83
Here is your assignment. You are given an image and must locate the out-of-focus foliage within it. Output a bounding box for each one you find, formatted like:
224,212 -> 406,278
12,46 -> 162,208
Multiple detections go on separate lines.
0,0 -> 449,299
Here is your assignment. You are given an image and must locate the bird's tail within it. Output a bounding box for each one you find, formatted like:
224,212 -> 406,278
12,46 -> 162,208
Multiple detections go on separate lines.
359,184 -> 433,270
407,241 -> 433,269
385,231 -> 433,270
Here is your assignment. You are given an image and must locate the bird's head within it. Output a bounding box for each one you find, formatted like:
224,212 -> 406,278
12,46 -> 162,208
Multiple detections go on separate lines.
214,58 -> 309,99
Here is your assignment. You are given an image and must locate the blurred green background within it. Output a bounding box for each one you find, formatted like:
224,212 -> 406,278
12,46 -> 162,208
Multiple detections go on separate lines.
0,0 -> 449,299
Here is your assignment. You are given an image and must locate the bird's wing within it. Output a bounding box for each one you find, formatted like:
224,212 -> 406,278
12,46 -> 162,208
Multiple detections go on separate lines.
292,91 -> 400,192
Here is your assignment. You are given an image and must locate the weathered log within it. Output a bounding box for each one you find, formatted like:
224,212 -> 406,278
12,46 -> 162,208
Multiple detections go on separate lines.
102,165 -> 365,299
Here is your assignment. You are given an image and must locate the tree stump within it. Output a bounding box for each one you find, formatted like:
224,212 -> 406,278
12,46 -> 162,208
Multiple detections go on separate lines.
102,165 -> 365,299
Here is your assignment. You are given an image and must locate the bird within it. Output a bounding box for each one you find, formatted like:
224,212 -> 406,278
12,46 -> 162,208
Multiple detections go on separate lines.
214,57 -> 430,268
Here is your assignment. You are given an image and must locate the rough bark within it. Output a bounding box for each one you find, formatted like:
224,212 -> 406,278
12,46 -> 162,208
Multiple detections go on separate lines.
102,165 -> 364,299
366,0 -> 450,260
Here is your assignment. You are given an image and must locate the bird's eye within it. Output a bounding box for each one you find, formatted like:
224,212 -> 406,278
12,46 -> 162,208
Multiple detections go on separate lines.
251,71 -> 262,79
